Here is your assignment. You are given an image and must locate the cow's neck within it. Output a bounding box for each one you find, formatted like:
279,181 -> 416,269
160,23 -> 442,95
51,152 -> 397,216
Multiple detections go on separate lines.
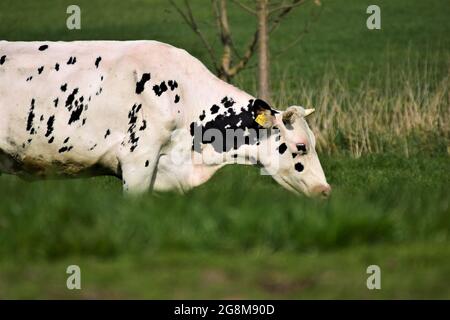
185,81 -> 277,188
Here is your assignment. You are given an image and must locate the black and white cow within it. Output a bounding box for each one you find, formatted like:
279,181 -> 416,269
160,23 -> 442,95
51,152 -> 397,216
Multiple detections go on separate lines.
0,40 -> 330,197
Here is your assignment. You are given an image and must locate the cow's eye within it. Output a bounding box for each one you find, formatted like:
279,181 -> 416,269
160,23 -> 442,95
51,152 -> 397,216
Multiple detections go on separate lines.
296,143 -> 307,155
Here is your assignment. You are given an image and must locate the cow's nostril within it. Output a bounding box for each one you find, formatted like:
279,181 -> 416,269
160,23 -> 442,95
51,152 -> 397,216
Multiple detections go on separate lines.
312,184 -> 331,198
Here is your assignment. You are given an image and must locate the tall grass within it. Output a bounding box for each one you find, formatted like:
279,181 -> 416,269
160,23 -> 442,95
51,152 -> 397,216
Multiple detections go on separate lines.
240,53 -> 449,157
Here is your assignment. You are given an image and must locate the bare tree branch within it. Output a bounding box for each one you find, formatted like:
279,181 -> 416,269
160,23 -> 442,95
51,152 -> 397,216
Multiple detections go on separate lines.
168,0 -> 220,73
269,0 -> 306,34
272,3 -> 323,58
268,0 -> 306,15
229,0 -> 257,15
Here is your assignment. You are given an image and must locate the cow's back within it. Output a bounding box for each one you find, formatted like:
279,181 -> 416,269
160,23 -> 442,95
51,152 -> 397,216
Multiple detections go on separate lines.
0,40 -> 188,178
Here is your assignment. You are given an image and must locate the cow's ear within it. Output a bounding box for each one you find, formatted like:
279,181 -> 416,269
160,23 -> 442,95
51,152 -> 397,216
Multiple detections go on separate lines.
251,99 -> 276,128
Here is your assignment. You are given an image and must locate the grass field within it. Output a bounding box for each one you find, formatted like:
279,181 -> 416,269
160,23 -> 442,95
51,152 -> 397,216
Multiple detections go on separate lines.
0,0 -> 449,299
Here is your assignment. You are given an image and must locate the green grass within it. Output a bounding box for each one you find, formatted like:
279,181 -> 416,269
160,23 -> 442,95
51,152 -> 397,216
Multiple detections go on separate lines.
1,243 -> 449,299
0,156 -> 448,260
0,0 -> 449,299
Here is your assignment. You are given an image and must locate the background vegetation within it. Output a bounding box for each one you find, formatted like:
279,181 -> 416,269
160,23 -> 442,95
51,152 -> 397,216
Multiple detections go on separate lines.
0,0 -> 448,298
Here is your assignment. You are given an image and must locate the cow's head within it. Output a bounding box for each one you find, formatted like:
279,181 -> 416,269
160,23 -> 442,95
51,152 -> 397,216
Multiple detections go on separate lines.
254,102 -> 331,198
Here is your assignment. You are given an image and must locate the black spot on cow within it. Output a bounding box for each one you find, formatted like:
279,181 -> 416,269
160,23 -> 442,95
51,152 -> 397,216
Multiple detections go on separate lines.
231,154 -> 238,158
65,88 -> 79,107
292,153 -> 297,158
38,45 -> 48,51
295,162 -> 304,172
89,144 -> 97,151
26,99 -> 35,132
139,120 -> 147,131
63,137 -> 70,144
145,160 -> 149,167
126,103 -> 142,152
210,104 -> 220,114
26,76 -> 33,81
221,96 -> 235,108
37,66 -> 44,74
104,129 -> 111,139
48,136 -> 54,144
100,75 -> 104,81
55,63 -> 60,71
153,81 -> 168,96
58,146 -> 73,153
199,110 -> 206,121
278,143 -> 287,154
60,83 -> 67,92
95,56 -> 102,68
45,115 -> 55,137
53,98 -> 59,107
0,55 -> 6,65
174,94 -> 180,103
168,80 -> 178,90
40,115 -> 44,121
82,118 -> 87,126
68,105 -> 83,124
67,56 -> 76,65
135,73 -> 151,94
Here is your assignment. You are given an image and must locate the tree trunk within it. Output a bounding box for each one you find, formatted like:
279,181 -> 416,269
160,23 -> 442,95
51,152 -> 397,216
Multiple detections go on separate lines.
257,0 -> 270,102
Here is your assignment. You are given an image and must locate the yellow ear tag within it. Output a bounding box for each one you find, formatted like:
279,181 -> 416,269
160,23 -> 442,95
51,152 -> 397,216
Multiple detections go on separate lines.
255,113 -> 267,126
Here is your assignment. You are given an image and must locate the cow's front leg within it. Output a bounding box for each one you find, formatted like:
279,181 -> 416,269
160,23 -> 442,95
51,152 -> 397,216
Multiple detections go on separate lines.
119,151 -> 160,196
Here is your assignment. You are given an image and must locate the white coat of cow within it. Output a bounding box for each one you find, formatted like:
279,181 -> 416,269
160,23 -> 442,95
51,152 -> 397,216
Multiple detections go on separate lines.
0,40 -> 330,197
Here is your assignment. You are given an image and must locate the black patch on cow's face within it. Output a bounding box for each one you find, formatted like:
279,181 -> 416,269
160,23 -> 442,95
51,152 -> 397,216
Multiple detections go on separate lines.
295,162 -> 304,172
45,115 -> 55,137
145,160 -> 149,167
153,81 -> 168,96
174,94 -> 180,103
55,63 -> 60,71
292,153 -> 297,158
95,56 -> 102,68
38,45 -> 48,51
190,98 -> 271,153
278,143 -> 287,154
0,55 -> 6,65
168,80 -> 178,90
26,99 -> 36,132
53,98 -> 59,107
135,73 -> 150,94
60,83 -> 67,92
210,104 -> 220,114
67,56 -> 76,65
38,66 -> 44,74
104,129 -> 111,139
